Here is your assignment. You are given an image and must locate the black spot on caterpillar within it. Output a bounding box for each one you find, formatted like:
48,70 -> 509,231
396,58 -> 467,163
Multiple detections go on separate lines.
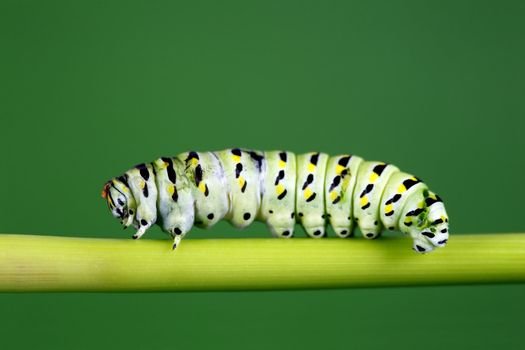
101,149 -> 449,253
161,157 -> 177,184
235,163 -> 243,178
277,189 -> 287,200
275,170 -> 285,185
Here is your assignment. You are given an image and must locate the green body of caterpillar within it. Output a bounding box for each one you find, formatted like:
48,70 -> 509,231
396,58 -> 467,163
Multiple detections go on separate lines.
102,149 -> 449,253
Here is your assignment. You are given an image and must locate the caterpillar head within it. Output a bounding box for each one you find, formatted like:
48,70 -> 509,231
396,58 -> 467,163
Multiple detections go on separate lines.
409,191 -> 449,253
101,177 -> 136,229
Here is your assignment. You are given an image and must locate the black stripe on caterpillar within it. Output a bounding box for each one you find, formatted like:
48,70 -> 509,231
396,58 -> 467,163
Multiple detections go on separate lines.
101,149 -> 449,253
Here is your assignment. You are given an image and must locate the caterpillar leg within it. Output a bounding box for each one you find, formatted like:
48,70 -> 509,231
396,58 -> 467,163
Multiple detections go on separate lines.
260,151 -> 297,238
353,161 -> 399,239
296,152 -> 329,237
172,235 -> 182,250
132,227 -> 147,239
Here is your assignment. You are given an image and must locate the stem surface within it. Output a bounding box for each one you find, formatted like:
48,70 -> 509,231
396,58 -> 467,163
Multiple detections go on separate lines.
0,233 -> 524,292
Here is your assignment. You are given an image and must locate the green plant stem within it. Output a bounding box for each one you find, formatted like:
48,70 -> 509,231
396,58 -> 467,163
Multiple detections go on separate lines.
0,233 -> 524,292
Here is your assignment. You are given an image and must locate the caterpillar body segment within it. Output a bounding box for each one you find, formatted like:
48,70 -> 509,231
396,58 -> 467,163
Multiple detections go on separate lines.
353,162 -> 400,240
379,172 -> 427,232
152,157 -> 194,241
175,152 -> 229,229
324,154 -> 363,238
126,163 -> 158,239
260,151 -> 297,238
424,193 -> 449,247
102,148 -> 449,253
215,149 -> 264,229
296,152 -> 329,238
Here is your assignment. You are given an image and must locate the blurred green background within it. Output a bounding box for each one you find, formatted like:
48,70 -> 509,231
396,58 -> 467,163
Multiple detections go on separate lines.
1,0 -> 524,349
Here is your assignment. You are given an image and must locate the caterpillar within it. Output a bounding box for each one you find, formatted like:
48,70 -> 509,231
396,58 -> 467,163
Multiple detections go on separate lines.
102,149 -> 449,253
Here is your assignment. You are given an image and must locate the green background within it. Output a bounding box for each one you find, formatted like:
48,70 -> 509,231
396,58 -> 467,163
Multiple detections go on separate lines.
1,0 -> 524,349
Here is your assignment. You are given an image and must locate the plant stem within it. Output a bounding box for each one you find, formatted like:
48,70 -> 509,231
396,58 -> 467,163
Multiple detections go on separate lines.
0,233 -> 524,292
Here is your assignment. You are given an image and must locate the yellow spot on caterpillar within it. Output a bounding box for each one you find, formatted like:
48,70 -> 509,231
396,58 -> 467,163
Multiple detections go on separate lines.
330,191 -> 338,202
341,176 -> 350,191
304,188 -> 313,199
232,155 -> 241,163
190,158 -> 199,166
162,162 -> 169,169
440,215 -> 447,222
278,160 -> 286,168
335,165 -> 346,175
418,201 -> 425,208
112,179 -> 129,192
360,196 -> 368,207
410,176 -> 418,181
167,185 -> 175,195
404,217 -> 413,225
238,177 -> 245,189
397,184 -> 406,193
198,182 -> 207,193
369,172 -> 379,183
276,184 -> 285,195
385,203 -> 393,213
307,163 -> 316,172
140,181 -> 145,189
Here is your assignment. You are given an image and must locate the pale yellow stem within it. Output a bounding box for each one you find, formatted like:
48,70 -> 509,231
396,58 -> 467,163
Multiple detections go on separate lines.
0,233 -> 524,292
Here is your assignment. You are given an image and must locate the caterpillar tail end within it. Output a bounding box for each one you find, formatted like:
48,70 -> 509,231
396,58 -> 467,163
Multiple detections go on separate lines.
412,229 -> 450,254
